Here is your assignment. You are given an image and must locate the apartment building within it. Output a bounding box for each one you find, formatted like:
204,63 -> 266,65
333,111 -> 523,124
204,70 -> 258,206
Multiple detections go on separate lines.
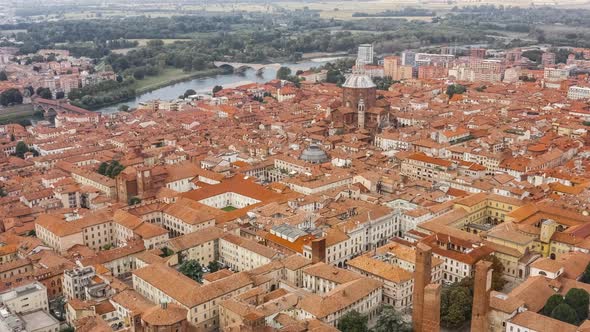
567,85 -> 590,100
400,152 -> 456,183
63,266 -> 95,300
295,278 -> 383,327
219,234 -> 282,272
0,282 -> 49,314
347,241 -> 443,310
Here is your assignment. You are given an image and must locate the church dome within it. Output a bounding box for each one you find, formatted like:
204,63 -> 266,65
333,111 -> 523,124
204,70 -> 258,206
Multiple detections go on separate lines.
300,144 -> 329,164
342,73 -> 376,89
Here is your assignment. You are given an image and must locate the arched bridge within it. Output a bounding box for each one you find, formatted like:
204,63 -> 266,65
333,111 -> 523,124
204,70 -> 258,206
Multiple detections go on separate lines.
213,61 -> 282,71
32,98 -> 96,118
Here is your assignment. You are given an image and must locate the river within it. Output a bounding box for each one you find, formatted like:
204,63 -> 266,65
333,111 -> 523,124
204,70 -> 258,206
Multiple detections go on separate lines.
97,57 -> 345,114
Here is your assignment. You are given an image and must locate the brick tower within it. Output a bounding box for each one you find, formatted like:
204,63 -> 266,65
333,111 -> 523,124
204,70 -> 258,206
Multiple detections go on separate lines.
422,283 -> 441,332
471,260 -> 493,332
412,243 -> 433,332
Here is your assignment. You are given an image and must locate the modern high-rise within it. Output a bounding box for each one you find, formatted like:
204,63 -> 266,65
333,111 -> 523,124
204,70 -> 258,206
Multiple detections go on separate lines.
402,51 -> 416,66
357,44 -> 374,66
384,56 -> 414,80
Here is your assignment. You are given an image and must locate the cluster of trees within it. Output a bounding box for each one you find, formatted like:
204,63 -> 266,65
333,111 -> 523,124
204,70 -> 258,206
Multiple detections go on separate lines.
440,255 -> 506,329
445,5 -> 590,47
128,197 -> 141,205
452,5 -> 590,27
318,58 -> 356,86
36,87 -> 52,99
276,67 -> 301,86
373,76 -> 399,91
178,259 -> 223,282
581,262 -> 590,283
519,75 -> 537,82
8,15 -> 247,55
445,84 -> 467,98
0,89 -> 23,106
69,79 -> 136,110
13,141 -> 38,158
97,160 -> 125,178
337,306 -> 411,332
542,289 -> 589,325
0,71 -> 7,81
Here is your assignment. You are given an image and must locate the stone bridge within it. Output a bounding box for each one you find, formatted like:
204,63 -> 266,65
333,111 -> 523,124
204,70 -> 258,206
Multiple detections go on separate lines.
213,61 -> 282,71
32,97 -> 96,118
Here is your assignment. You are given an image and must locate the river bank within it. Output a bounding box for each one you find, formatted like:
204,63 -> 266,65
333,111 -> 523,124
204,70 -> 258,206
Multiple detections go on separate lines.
131,68 -> 225,95
0,104 -> 36,125
97,57 -> 348,113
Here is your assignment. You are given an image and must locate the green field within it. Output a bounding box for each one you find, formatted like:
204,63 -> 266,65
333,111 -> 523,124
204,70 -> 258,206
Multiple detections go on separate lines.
221,206 -> 238,212
130,67 -> 223,94
0,104 -> 36,124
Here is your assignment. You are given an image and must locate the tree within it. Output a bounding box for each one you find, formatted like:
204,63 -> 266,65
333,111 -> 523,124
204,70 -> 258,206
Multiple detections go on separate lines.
97,162 -> 108,175
565,288 -> 589,321
543,294 -> 565,316
372,305 -> 411,332
118,105 -> 130,112
179,260 -> 203,282
212,85 -> 223,95
276,66 -> 292,80
337,310 -> 367,332
55,91 -> 65,99
128,197 -> 141,205
483,255 -> 507,291
580,262 -> 590,284
0,71 -> 7,81
551,303 -> 579,325
522,49 -> 543,63
14,141 -> 28,158
441,285 -> 472,329
59,327 -> 75,332
160,247 -> 174,257
0,88 -> 23,106
36,87 -> 52,99
446,84 -> 467,98
183,89 -> 197,98
207,261 -> 222,273
133,68 -> 145,80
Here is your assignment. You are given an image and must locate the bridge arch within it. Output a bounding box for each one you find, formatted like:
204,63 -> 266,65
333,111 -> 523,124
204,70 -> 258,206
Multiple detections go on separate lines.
45,107 -> 57,118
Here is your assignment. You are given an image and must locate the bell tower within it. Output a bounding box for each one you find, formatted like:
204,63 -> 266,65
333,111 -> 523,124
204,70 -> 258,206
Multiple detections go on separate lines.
358,98 -> 365,129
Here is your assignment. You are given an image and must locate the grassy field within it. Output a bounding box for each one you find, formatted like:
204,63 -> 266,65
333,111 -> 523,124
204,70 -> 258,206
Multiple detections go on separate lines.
221,206 -> 238,212
130,67 -> 223,94
0,104 -> 36,124
37,0 -> 590,23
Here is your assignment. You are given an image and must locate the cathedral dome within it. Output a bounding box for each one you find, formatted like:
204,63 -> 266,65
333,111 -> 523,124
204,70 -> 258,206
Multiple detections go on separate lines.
300,144 -> 329,164
342,73 -> 376,89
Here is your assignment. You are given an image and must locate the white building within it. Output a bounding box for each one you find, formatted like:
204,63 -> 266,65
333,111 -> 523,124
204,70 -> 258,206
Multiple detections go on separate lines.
356,44 -> 374,66
567,86 -> 590,100
0,282 -> 49,314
